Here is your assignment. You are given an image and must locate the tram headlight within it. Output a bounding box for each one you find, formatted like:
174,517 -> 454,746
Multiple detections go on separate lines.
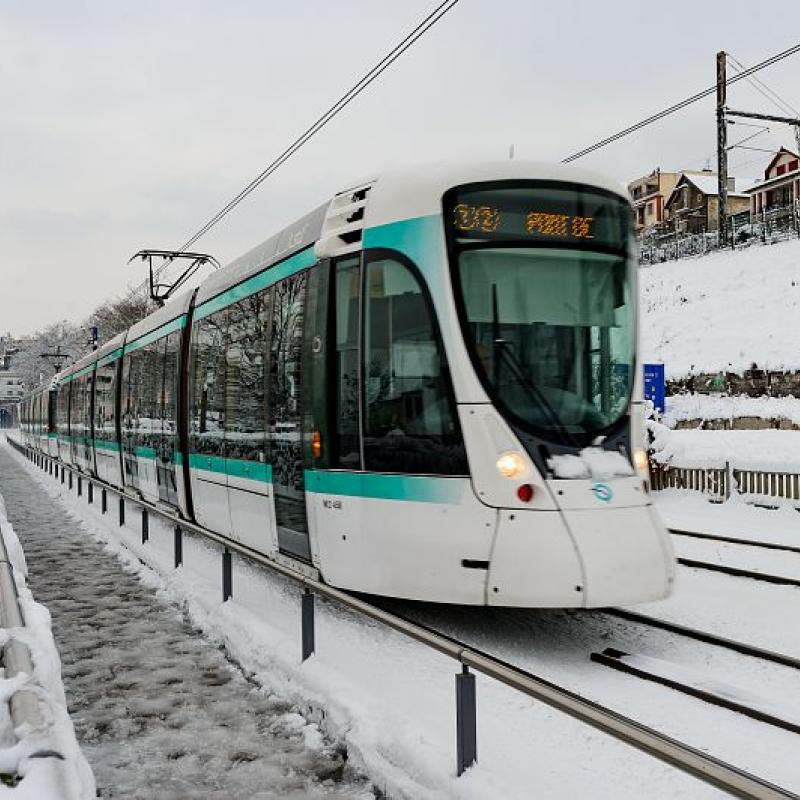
496,451 -> 526,478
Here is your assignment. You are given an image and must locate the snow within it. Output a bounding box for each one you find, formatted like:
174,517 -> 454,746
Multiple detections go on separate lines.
603,651 -> 800,731
547,446 -> 633,479
2,440 -> 747,799
0,487 -> 95,799
648,421 -> 800,472
654,489 -> 800,548
661,393 -> 800,428
0,446 -> 374,799
640,237 -> 800,378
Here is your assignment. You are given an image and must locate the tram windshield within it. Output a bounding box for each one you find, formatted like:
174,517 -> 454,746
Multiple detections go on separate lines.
445,182 -> 635,443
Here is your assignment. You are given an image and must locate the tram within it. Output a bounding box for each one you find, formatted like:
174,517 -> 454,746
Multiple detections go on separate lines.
20,160 -> 675,607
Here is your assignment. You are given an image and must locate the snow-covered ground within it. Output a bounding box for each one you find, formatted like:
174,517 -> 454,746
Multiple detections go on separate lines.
649,422 -> 800,472
638,491 -> 800,658
0,445 -> 374,800
0,488 -> 94,798
661,393 -> 800,428
5,438 -> 800,798
640,237 -> 800,378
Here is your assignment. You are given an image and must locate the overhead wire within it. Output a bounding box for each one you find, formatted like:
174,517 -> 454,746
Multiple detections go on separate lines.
136,0 -> 461,296
726,53 -> 800,117
561,41 -> 800,163
135,36 -> 800,299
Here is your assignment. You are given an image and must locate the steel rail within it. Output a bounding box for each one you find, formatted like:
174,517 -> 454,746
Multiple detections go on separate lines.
670,528 -> 800,556
7,436 -> 799,800
604,608 -> 800,671
678,558 -> 800,588
592,648 -> 800,736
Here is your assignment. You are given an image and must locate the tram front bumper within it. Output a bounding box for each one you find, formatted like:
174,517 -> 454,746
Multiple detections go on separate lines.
486,505 -> 675,608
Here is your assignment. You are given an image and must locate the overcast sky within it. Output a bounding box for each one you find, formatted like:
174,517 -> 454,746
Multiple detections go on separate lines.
1,0 -> 798,337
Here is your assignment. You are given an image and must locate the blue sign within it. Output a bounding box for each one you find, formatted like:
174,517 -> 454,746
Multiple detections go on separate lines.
643,363 -> 665,414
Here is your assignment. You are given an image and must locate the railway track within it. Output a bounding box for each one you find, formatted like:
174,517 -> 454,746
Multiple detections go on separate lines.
603,608 -> 800,671
591,647 -> 800,736
669,528 -> 800,587
670,528 -> 800,556
8,436 -> 800,800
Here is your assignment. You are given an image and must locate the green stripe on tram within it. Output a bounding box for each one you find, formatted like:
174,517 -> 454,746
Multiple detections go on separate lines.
362,214 -> 440,269
304,469 -> 465,504
125,316 -> 186,354
94,439 -> 121,453
97,348 -> 124,369
187,452 -> 272,482
194,246 -> 317,321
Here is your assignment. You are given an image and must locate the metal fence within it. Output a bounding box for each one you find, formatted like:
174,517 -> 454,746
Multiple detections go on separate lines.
639,203 -> 800,265
8,433 -> 798,799
650,460 -> 800,507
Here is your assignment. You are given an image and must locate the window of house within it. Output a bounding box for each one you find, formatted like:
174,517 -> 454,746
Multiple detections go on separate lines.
789,159 -> 799,172
777,164 -> 786,176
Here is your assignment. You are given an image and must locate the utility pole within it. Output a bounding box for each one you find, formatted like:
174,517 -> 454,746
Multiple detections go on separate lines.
716,50 -> 729,248
41,345 -> 70,374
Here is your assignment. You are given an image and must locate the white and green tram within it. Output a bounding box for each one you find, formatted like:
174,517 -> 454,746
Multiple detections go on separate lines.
21,161 -> 674,607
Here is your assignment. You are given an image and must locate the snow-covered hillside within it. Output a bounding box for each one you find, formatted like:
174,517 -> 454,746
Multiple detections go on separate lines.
639,239 -> 800,380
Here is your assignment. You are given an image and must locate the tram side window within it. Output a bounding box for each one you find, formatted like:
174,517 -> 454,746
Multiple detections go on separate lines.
333,259 -> 361,468
94,360 -> 117,445
226,292 -> 270,463
269,273 -> 306,488
47,391 -> 56,434
121,352 -> 139,446
162,331 -> 180,459
144,340 -> 164,456
190,309 -> 228,459
71,377 -> 83,444
362,256 -> 468,475
57,383 -> 70,440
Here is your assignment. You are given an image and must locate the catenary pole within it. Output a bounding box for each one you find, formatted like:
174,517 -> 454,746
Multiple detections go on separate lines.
716,51 -> 729,248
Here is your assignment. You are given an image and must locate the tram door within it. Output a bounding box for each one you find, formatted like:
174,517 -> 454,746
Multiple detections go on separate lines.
270,272 -> 311,561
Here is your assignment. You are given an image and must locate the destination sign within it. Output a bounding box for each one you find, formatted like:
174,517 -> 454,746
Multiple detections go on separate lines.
453,204 -> 595,240
446,184 -> 629,249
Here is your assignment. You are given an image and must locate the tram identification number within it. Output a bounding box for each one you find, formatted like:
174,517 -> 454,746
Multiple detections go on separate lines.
453,203 -> 594,240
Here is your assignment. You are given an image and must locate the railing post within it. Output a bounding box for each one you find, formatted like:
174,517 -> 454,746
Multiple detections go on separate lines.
61,466 -> 65,485
88,482 -> 93,504
141,508 -> 149,543
77,476 -> 82,497
456,664 -> 477,776
101,488 -> 107,514
68,471 -> 73,491
222,548 -> 232,601
119,497 -> 125,527
301,589 -> 315,661
174,526 -> 183,568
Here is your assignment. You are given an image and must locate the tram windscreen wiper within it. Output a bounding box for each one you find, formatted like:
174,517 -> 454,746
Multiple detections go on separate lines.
490,284 -> 579,449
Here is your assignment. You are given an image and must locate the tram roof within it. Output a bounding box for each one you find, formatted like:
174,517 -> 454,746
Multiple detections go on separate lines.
195,160 -> 628,307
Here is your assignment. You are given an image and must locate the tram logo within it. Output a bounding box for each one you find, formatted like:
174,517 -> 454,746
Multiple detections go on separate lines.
592,483 -> 613,503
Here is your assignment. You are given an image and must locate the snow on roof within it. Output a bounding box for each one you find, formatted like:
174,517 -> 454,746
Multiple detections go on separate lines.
681,174 -> 722,195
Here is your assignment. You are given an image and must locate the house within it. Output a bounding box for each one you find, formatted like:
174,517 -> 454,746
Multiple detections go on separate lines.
744,147 -> 800,222
0,372 -> 24,402
628,169 -> 683,232
663,172 -> 750,234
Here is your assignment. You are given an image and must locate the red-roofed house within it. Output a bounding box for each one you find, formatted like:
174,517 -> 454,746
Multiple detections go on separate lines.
745,147 -> 800,222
